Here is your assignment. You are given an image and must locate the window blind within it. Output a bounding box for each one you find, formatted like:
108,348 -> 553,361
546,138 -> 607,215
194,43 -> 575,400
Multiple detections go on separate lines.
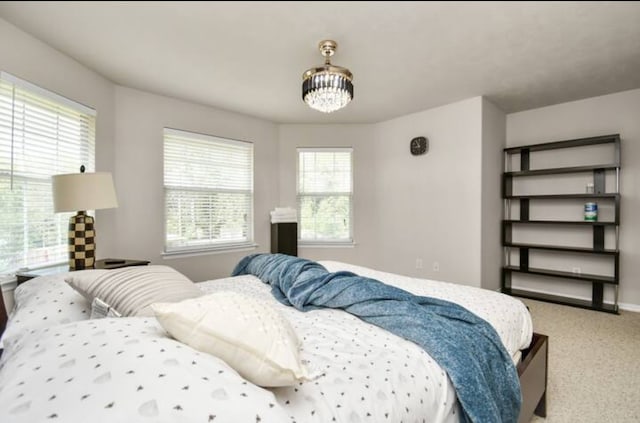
164,128 -> 254,253
297,148 -> 353,243
0,72 -> 96,273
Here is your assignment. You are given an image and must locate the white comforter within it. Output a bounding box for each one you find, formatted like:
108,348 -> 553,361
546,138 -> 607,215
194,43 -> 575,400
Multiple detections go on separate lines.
0,262 -> 533,423
319,261 -> 533,359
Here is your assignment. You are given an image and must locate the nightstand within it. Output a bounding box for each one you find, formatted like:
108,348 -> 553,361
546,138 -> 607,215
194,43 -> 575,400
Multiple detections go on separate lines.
15,258 -> 150,285
95,258 -> 150,270
16,264 -> 69,285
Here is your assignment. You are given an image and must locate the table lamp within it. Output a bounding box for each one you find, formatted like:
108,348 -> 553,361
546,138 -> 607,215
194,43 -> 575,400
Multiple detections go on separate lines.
52,166 -> 118,270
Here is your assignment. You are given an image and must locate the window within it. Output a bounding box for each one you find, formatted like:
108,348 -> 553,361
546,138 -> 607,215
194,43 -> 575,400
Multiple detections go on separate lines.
297,148 -> 353,243
0,72 -> 96,273
163,128 -> 254,254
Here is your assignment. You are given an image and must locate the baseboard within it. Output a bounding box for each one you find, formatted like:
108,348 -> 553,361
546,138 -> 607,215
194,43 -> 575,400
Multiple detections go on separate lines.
619,302 -> 640,313
511,285 -> 640,313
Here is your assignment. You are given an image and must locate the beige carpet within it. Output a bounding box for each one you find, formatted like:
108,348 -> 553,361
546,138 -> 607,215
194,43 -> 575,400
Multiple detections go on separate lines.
521,298 -> 640,423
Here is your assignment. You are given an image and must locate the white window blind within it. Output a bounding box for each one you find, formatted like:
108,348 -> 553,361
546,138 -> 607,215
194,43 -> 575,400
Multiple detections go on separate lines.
297,148 -> 353,243
0,72 -> 96,273
164,128 -> 254,253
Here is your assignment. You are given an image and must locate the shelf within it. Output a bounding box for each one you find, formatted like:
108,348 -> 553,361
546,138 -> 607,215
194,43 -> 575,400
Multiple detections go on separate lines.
505,164 -> 619,177
505,193 -> 619,200
504,134 -> 620,154
503,266 -> 617,284
504,288 -> 619,314
504,242 -> 619,255
504,220 -> 617,226
502,134 -> 621,314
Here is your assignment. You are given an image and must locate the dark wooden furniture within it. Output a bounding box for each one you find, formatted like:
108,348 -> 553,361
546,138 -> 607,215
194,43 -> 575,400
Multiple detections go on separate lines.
0,288 -> 7,338
16,263 -> 68,285
16,258 -> 150,285
0,289 -> 6,358
517,333 -> 548,422
95,258 -> 150,270
271,222 -> 298,256
502,134 -> 621,313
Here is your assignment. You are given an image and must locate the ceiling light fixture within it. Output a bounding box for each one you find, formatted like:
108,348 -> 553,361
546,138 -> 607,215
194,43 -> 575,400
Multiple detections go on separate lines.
302,40 -> 353,113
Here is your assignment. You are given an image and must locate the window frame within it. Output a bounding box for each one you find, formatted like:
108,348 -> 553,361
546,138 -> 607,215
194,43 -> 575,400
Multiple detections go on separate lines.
296,147 -> 354,246
162,128 -> 256,257
0,72 -> 96,273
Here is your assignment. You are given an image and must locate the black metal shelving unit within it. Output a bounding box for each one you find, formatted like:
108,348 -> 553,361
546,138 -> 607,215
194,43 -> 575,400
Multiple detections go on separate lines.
501,134 -> 621,314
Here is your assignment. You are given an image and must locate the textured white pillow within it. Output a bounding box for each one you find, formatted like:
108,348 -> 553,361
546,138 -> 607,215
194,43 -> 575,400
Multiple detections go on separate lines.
66,265 -> 203,317
152,291 -> 312,387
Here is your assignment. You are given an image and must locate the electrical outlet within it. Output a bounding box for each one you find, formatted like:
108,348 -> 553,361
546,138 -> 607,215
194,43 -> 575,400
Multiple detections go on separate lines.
433,261 -> 440,272
415,258 -> 423,269
572,267 -> 581,275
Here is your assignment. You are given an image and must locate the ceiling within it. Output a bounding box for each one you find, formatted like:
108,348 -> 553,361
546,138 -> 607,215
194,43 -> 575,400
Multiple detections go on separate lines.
1,1 -> 639,124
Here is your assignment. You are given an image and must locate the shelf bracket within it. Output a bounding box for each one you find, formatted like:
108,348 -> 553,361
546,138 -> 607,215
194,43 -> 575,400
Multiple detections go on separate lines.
593,169 -> 605,194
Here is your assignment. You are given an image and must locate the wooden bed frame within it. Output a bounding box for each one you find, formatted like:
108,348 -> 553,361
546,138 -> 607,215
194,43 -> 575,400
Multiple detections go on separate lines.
0,290 -> 548,421
0,288 -> 7,341
518,332 -> 548,422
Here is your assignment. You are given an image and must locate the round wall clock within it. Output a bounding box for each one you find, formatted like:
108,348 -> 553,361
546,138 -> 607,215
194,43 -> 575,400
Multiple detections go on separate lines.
410,136 -> 428,155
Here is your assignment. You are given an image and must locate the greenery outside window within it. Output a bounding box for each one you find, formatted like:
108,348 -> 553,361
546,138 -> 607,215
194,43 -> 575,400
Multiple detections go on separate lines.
297,147 -> 353,244
0,72 -> 96,273
163,128 -> 254,254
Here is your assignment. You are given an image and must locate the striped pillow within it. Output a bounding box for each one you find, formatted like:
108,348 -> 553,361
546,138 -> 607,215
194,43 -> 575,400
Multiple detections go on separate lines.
66,266 -> 203,317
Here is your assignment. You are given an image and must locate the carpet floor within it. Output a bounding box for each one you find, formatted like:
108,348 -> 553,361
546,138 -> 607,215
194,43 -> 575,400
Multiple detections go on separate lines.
522,298 -> 640,423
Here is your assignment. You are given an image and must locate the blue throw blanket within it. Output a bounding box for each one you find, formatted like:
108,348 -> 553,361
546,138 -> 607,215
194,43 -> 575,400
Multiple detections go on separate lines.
233,254 -> 521,423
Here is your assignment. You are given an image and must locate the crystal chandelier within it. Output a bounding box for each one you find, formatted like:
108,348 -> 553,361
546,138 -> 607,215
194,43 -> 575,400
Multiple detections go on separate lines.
302,40 -> 354,113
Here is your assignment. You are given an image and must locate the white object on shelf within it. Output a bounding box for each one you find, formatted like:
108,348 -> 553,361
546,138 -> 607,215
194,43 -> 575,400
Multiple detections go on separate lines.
586,183 -> 595,194
270,207 -> 297,223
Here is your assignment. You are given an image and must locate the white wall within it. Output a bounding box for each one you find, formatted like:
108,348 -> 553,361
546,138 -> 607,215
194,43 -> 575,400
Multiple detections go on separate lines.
277,124 -> 378,265
113,86 -> 279,282
278,98 -> 501,289
0,18 -> 280,284
0,17 -> 117,258
13,12 -> 636,308
373,97 -> 484,286
507,88 -> 640,308
481,98 -> 506,290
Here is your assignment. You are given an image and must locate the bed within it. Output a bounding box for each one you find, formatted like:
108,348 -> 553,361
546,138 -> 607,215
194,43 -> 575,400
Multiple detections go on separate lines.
0,257 -> 547,423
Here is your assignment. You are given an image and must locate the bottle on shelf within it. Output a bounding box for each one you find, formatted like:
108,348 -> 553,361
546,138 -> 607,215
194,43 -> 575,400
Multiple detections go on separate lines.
584,183 -> 597,221
584,202 -> 598,221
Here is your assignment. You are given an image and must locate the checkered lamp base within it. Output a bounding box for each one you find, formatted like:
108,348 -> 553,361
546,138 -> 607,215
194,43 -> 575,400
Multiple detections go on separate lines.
68,211 -> 95,270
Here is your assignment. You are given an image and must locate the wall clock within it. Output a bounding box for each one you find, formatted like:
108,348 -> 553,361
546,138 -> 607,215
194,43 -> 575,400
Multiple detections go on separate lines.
410,136 -> 428,156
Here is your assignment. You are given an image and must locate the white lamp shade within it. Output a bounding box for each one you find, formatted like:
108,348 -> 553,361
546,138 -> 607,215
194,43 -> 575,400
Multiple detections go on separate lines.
52,172 -> 118,213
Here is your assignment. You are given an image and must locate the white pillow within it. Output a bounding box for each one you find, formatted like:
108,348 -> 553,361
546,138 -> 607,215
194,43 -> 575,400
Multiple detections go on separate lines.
66,265 -> 203,317
152,291 -> 312,387
65,269 -> 109,302
0,273 -> 90,349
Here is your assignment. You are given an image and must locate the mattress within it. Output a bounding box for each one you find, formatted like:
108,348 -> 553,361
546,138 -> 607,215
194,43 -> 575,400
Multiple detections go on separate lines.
0,262 -> 533,423
319,261 -> 533,359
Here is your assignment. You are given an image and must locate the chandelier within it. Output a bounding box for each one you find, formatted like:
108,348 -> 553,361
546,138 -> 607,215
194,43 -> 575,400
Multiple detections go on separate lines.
302,40 -> 354,113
